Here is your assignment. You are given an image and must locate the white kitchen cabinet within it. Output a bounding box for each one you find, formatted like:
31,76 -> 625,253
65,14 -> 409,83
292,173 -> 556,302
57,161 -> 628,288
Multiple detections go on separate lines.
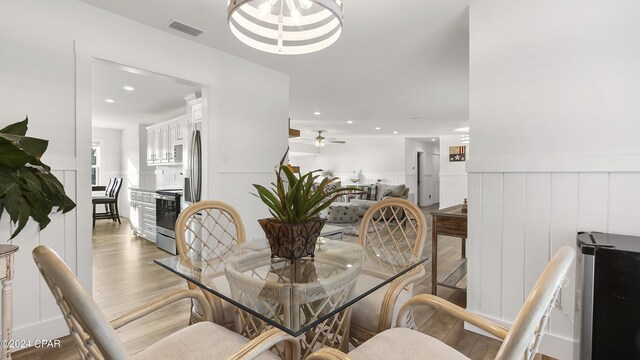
146,130 -> 155,165
159,126 -> 169,163
130,189 -> 156,242
191,98 -> 202,123
167,123 -> 178,162
153,128 -> 161,164
130,200 -> 142,233
177,119 -> 187,141
146,116 -> 187,166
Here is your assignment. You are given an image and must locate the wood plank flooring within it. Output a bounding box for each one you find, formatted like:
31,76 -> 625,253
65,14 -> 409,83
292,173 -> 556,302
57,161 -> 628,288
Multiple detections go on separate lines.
14,205 -> 546,360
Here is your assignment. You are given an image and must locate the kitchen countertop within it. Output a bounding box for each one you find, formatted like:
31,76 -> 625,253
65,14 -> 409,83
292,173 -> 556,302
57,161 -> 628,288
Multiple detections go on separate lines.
129,188 -> 158,192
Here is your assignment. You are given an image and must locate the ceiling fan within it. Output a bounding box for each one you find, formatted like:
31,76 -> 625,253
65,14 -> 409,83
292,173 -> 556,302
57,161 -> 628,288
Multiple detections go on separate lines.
312,130 -> 346,147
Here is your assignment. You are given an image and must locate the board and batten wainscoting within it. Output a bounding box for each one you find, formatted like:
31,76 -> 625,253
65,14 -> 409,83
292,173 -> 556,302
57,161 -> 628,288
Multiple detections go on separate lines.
466,172 -> 640,359
0,158 -> 79,343
468,0 -> 640,357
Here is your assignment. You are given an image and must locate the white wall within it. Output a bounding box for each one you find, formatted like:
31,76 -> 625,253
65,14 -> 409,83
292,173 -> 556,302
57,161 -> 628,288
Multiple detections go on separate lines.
92,127 -> 127,216
291,138 -> 407,187
0,0 -> 288,343
404,139 -> 439,205
91,127 -> 123,187
439,134 -> 468,208
468,1 -> 640,358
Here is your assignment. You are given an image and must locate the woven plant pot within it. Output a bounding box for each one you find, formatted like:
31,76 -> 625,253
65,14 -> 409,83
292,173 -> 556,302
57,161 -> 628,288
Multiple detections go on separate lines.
258,218 -> 327,260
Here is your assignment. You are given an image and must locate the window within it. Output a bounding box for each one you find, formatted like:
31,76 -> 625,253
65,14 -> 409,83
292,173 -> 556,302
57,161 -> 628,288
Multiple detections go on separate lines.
91,143 -> 100,186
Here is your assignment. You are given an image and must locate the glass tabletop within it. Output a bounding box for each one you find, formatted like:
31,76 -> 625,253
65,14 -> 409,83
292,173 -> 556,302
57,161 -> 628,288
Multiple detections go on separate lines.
154,238 -> 428,337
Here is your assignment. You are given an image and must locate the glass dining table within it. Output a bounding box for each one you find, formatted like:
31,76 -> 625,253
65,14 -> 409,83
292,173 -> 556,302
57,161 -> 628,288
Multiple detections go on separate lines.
154,237 -> 428,357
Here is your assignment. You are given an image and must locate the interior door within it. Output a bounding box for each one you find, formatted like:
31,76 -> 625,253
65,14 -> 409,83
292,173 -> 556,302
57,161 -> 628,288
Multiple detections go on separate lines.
432,154 -> 440,204
416,152 -> 422,206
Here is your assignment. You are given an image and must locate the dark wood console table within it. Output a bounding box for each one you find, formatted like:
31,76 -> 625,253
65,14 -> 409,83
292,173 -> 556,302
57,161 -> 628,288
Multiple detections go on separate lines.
431,204 -> 467,295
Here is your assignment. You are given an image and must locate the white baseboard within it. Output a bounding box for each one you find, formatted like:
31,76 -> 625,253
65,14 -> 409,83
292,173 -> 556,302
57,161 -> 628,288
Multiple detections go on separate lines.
464,314 -> 578,360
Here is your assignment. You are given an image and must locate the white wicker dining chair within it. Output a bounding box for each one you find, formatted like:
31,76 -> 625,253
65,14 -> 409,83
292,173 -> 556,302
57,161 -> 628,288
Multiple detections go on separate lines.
175,200 -> 247,329
32,245 -> 300,360
349,198 -> 427,346
225,250 -> 361,358
309,246 -> 576,360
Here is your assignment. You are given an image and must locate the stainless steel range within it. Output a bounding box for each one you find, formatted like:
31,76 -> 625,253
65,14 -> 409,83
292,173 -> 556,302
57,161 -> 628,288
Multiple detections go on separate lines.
155,189 -> 182,254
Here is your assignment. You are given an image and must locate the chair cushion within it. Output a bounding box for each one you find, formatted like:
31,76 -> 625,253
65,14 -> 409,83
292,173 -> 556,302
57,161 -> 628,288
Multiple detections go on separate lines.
92,196 -> 115,203
350,273 -> 412,331
133,322 -> 280,360
347,328 -> 470,360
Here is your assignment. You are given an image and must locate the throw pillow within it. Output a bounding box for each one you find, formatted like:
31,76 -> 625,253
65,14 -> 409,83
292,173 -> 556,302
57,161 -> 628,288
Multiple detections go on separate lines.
323,181 -> 341,193
380,189 -> 392,198
367,184 -> 378,200
359,185 -> 374,200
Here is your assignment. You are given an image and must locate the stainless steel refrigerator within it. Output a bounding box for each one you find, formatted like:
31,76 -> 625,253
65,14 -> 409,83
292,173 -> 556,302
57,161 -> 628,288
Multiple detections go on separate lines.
184,128 -> 201,204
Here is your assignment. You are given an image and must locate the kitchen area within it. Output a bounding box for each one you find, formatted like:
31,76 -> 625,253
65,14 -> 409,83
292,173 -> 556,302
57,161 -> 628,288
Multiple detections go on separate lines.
91,60 -> 204,255
129,93 -> 202,254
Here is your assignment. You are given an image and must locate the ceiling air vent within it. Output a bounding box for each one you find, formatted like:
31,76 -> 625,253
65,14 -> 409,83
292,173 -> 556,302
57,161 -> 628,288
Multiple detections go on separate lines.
169,21 -> 203,37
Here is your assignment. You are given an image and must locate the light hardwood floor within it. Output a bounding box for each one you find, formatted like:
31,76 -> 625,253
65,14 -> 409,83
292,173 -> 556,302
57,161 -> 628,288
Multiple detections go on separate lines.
15,205 -> 540,359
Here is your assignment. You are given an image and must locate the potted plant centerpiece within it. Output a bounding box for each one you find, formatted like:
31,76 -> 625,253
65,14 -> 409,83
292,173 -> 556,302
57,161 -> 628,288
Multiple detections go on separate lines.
0,118 -> 76,239
253,151 -> 359,260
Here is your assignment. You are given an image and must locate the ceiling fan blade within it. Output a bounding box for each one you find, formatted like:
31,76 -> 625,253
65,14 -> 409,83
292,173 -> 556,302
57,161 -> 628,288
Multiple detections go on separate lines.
328,140 -> 346,144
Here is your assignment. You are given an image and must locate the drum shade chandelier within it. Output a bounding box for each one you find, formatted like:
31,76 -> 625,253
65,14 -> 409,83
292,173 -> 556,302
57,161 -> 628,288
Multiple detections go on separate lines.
227,0 -> 344,55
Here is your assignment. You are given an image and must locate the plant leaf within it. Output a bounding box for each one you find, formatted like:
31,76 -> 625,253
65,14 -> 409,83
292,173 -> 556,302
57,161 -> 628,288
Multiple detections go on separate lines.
0,117 -> 28,136
0,134 -> 50,170
3,185 -> 31,238
0,118 -> 76,239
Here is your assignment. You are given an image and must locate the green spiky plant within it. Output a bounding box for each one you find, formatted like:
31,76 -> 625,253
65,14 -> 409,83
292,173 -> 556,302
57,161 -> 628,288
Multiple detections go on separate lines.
252,149 -> 361,224
0,118 -> 76,239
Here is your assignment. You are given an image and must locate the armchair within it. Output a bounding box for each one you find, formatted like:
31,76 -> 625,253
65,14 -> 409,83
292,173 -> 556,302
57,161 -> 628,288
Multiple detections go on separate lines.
32,245 -> 300,360
308,246 -> 576,360
348,198 -> 427,346
175,200 -> 247,330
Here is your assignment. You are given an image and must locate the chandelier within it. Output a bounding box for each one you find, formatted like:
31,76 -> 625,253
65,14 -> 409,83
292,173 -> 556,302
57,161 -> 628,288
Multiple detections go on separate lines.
227,0 -> 344,55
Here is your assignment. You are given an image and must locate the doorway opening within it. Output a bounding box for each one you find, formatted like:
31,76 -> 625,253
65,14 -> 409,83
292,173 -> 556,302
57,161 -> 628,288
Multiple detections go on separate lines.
90,60 -> 207,348
417,151 -> 423,206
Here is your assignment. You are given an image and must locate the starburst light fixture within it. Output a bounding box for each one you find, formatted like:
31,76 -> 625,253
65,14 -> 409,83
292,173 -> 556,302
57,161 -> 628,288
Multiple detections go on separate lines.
227,0 -> 344,55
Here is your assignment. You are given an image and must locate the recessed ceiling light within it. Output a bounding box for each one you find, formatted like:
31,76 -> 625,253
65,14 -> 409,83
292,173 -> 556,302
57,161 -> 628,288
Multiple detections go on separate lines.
347,120 -> 353,124
431,138 -> 436,141
454,127 -> 469,132
105,99 -> 115,103
375,127 -> 381,130
314,111 -> 321,116
393,131 -> 398,134
123,86 -> 135,91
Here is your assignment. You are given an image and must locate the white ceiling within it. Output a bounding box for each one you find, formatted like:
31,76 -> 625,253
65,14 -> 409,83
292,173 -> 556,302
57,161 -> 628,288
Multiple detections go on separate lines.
92,61 -> 201,129
82,0 -> 470,137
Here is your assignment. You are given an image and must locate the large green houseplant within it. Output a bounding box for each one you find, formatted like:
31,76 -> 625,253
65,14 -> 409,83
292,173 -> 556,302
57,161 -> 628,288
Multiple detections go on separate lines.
0,118 -> 76,239
253,149 -> 359,260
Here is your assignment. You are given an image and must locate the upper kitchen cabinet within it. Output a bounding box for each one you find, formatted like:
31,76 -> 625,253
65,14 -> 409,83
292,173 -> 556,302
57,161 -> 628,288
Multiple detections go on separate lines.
186,94 -> 203,132
146,115 -> 189,166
